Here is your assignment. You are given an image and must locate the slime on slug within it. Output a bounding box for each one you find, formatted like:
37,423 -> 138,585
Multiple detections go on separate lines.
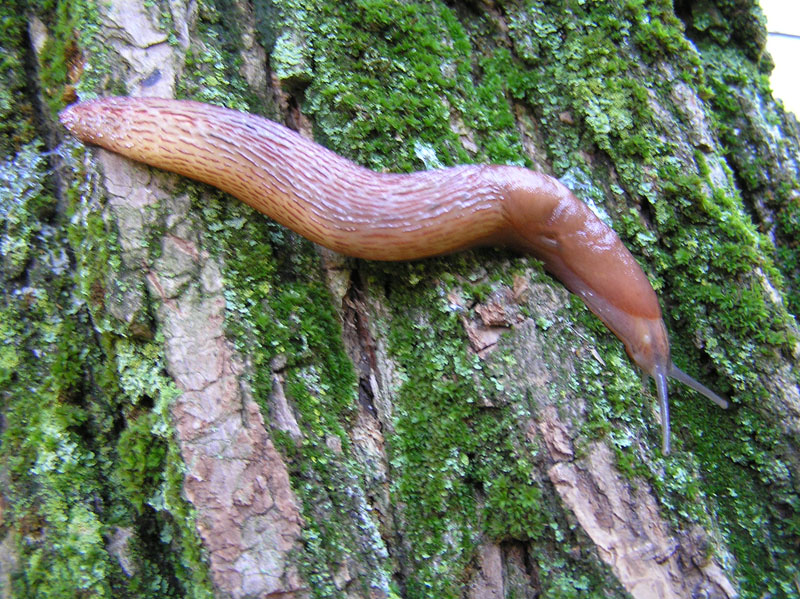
60,96 -> 729,454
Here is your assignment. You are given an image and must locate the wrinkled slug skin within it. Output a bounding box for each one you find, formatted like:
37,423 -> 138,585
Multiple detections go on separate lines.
62,96 -> 728,453
59,97 -> 512,261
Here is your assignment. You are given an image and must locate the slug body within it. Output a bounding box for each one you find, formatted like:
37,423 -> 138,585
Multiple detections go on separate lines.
60,97 -> 727,453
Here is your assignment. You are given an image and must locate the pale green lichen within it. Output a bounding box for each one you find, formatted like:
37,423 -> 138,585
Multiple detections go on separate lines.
271,29 -> 314,90
0,143 -> 49,278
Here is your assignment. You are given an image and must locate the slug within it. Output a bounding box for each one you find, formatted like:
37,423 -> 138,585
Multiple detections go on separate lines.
59,96 -> 728,454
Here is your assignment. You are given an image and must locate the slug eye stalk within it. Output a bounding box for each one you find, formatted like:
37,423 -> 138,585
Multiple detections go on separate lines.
654,365 -> 671,455
654,363 -> 729,455
669,364 -> 730,409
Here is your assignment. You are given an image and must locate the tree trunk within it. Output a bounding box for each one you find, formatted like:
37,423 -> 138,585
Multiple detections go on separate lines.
1,0 -> 798,598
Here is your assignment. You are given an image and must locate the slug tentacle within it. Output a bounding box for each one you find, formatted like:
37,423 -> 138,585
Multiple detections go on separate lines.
669,363 -> 729,409
653,364 -> 671,455
59,96 -> 728,454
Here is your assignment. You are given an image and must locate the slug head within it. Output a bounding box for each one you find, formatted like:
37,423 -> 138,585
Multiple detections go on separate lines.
615,311 -> 729,455
627,317 -> 674,454
587,300 -> 730,454
592,289 -> 729,455
499,167 -> 728,453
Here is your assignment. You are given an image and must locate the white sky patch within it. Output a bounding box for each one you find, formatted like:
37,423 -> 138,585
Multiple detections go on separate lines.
761,0 -> 800,116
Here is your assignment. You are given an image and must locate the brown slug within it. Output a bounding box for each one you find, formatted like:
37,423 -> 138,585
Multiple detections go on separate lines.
59,96 -> 728,454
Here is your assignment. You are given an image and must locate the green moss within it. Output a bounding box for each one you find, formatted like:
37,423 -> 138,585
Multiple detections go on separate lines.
360,259 -> 626,598
379,270 -> 485,595
494,2 -> 799,594
699,45 -> 800,316
280,0 -> 533,171
35,0 -> 107,111
114,405 -> 168,514
678,0 -> 768,62
668,24 -> 799,595
176,0 -> 259,113
0,1 -> 37,157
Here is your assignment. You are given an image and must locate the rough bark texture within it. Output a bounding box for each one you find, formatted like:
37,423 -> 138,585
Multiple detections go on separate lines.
1,0 -> 799,598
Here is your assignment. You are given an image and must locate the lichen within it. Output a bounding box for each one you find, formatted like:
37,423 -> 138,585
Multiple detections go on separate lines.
493,1 -> 799,594
359,258 -> 628,598
0,140 -> 215,598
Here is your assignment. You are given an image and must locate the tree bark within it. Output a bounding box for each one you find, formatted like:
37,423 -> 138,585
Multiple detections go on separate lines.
1,0 -> 798,598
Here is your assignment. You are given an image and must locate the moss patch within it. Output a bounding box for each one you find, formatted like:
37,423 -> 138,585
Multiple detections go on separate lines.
496,1 -> 799,594
0,0 -> 38,157
359,257 -> 627,598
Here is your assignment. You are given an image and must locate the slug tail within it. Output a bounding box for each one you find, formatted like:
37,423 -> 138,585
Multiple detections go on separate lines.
668,364 -> 729,409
